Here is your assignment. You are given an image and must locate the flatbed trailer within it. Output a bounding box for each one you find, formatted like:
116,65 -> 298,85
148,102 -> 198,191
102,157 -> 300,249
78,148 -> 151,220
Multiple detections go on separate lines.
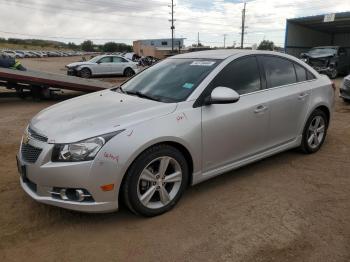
0,68 -> 113,98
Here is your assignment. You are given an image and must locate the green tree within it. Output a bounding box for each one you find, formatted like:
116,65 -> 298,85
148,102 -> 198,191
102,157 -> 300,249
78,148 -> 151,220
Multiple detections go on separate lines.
258,40 -> 274,51
81,40 -> 94,52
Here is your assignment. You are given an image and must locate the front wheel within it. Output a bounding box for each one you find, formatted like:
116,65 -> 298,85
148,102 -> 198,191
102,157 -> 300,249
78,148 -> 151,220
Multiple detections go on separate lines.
123,144 -> 189,217
80,68 -> 91,78
300,109 -> 328,154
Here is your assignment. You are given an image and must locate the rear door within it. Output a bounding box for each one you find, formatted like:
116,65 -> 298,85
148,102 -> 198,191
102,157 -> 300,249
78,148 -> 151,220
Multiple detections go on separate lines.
201,56 -> 271,172
111,56 -> 126,74
258,55 -> 311,147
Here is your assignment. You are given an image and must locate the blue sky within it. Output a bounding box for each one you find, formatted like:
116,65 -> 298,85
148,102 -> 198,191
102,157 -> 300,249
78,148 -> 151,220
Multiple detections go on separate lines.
0,0 -> 349,47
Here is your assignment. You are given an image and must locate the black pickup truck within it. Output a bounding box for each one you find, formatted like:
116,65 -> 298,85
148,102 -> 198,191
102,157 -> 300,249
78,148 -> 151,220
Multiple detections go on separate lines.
300,46 -> 350,79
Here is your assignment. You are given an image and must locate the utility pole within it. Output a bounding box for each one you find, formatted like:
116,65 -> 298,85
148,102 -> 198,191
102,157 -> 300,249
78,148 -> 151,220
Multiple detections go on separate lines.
240,2 -> 247,49
197,32 -> 200,46
169,0 -> 175,52
223,34 -> 227,48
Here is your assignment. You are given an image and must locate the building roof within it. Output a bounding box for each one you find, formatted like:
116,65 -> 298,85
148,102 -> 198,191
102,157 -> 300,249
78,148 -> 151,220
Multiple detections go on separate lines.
135,38 -> 186,42
288,11 -> 350,34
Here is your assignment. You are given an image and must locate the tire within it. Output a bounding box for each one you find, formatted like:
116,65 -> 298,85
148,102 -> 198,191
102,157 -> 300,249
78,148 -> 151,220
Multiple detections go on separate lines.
123,144 -> 189,217
124,67 -> 135,77
300,109 -> 328,154
80,68 -> 92,78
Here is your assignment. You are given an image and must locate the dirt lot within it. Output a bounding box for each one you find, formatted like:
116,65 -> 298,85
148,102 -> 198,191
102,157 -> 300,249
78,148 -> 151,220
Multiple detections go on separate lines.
1,58 -> 350,262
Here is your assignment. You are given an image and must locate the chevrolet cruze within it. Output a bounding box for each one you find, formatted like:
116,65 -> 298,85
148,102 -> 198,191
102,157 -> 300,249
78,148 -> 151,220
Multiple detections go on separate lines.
17,50 -> 334,216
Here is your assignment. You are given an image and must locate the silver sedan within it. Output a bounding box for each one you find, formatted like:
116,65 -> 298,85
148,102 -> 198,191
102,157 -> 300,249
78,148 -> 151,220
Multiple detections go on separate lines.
17,50 -> 334,216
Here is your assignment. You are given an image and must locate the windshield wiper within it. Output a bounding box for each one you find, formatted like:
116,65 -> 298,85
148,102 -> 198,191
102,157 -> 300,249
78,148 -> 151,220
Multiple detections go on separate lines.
125,90 -> 160,102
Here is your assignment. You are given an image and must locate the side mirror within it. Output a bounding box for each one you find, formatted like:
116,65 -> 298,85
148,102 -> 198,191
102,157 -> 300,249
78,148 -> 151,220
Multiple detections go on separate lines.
205,86 -> 240,105
97,61 -> 102,64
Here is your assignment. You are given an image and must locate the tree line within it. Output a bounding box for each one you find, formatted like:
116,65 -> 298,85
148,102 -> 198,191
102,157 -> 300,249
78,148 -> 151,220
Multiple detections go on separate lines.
0,38 -> 133,52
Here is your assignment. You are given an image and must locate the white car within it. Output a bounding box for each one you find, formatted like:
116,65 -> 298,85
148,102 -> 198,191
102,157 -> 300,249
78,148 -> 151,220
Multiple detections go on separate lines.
18,50 -> 334,216
66,55 -> 139,78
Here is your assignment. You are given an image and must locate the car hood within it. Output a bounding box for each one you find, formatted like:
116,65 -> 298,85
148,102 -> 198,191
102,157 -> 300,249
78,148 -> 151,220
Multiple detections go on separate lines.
30,90 -> 177,143
304,53 -> 334,59
66,61 -> 95,68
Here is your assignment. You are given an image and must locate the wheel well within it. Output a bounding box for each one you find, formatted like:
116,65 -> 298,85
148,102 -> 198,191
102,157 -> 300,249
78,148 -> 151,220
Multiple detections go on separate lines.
80,67 -> 91,73
119,141 -> 194,200
124,67 -> 133,73
315,105 -> 330,126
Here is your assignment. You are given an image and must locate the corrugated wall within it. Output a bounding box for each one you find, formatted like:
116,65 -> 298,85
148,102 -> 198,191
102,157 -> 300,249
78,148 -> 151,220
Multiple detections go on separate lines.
285,22 -> 332,57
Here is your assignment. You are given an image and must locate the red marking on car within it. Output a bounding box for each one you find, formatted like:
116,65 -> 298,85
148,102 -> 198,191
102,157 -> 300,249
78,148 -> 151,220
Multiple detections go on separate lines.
104,152 -> 119,162
127,130 -> 134,137
176,113 -> 187,122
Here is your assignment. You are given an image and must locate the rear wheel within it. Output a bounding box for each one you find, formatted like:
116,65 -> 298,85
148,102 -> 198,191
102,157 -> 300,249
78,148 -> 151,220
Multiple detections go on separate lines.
80,68 -> 91,78
124,67 -> 135,77
300,109 -> 328,154
123,144 -> 188,217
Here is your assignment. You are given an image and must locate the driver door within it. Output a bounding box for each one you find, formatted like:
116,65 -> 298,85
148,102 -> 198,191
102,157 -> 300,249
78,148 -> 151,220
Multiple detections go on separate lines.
201,56 -> 271,173
94,56 -> 113,75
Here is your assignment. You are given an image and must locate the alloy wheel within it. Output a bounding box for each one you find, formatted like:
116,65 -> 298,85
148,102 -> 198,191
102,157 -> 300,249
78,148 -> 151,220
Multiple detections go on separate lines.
137,156 -> 182,209
307,115 -> 325,149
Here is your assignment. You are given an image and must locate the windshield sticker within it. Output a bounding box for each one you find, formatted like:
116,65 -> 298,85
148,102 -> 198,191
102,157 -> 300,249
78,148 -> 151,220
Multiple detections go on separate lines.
183,83 -> 194,89
190,61 -> 215,66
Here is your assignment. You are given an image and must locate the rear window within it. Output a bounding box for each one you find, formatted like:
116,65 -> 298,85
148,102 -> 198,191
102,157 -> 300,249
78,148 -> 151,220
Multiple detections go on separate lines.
262,56 -> 297,88
294,63 -> 307,82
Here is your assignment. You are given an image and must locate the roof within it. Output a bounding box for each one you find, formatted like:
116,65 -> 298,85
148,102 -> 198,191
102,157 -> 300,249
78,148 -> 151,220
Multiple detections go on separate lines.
171,49 -> 281,59
288,11 -> 350,34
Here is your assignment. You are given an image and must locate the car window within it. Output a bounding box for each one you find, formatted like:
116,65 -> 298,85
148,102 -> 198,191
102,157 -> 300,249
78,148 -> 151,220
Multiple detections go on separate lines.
294,63 -> 307,82
209,56 -> 261,95
98,57 -> 112,63
262,56 -> 297,88
112,57 -> 127,63
307,71 -> 316,80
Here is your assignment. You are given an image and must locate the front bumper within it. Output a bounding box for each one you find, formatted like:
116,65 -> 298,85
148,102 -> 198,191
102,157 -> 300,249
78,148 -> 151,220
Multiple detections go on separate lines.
67,68 -> 78,76
340,87 -> 350,100
17,135 -> 121,213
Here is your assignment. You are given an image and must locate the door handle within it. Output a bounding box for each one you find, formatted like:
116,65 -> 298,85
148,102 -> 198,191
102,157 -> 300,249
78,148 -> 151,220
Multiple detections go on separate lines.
254,105 -> 268,113
298,93 -> 309,100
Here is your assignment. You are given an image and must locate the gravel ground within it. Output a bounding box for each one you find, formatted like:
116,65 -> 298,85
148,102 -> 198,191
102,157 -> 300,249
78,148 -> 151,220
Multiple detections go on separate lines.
0,58 -> 350,262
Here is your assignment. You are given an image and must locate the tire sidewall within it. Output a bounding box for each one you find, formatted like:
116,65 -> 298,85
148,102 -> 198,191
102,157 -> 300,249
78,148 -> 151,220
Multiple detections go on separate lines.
124,68 -> 134,77
301,109 -> 328,153
124,145 -> 189,217
80,68 -> 91,78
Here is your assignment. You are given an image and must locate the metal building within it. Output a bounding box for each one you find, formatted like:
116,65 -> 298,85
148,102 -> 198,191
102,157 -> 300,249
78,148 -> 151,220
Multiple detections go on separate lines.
285,12 -> 350,57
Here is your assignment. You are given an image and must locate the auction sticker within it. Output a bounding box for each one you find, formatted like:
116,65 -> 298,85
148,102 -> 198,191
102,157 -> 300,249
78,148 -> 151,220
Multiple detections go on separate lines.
190,61 -> 216,66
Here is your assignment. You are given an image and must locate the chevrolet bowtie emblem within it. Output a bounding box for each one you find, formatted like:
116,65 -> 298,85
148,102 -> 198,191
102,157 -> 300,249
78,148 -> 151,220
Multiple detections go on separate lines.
22,132 -> 30,145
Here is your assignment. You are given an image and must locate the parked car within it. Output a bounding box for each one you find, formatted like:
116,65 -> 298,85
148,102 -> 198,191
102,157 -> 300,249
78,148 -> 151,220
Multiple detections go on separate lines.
17,50 -> 334,216
340,74 -> 350,103
66,55 -> 139,78
3,50 -> 21,58
301,46 -> 350,79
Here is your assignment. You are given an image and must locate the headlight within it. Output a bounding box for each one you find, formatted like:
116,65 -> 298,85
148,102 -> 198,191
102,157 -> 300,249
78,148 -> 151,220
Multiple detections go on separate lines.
52,130 -> 124,162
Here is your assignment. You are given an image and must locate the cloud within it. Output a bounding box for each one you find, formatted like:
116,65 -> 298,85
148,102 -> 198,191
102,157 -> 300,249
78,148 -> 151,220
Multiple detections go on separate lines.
0,0 -> 349,47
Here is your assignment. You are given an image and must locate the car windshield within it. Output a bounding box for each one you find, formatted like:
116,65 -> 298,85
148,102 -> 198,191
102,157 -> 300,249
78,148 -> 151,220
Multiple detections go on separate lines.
89,56 -> 104,63
308,48 -> 337,56
121,58 -> 220,103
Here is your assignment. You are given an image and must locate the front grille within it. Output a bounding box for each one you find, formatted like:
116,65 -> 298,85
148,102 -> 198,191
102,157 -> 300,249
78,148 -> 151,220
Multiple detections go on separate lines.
344,79 -> 350,89
28,127 -> 48,143
21,143 -> 43,163
309,58 -> 327,68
